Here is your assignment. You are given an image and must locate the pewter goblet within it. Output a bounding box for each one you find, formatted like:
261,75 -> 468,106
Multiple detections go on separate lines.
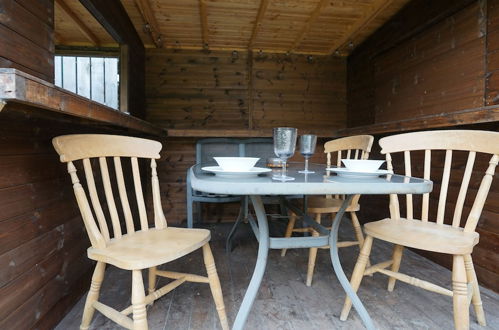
272,127 -> 297,181
299,134 -> 317,174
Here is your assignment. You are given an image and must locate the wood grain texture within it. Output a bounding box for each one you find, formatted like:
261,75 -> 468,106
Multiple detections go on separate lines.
0,0 -> 54,82
145,49 -> 346,131
347,0 -> 484,129
0,107 -> 153,329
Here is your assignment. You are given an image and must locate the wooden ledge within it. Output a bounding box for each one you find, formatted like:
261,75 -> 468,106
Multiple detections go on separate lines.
165,128 -> 335,138
0,68 -> 165,136
334,106 -> 499,137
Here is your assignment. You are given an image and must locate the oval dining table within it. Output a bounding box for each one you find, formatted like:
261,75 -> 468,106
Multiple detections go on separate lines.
189,163 -> 433,330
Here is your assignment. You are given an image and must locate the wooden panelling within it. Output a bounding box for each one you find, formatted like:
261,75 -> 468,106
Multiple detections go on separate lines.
251,53 -> 346,129
146,49 -> 346,131
347,0 -> 481,128
486,0 -> 499,105
0,108 -> 154,329
0,0 -> 54,82
374,3 -> 485,122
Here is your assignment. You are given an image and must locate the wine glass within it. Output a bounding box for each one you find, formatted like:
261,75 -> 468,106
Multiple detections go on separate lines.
298,134 -> 317,174
272,127 -> 297,181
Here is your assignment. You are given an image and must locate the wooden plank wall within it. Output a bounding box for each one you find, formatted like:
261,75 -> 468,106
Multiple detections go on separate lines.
0,107 -> 147,329
486,0 -> 499,105
0,0 -> 54,82
347,0 -> 479,127
346,0 -> 499,292
145,49 -> 345,225
146,49 -> 346,130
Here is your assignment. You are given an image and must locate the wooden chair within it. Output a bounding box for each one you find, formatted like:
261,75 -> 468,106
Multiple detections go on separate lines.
52,134 -> 229,330
340,130 -> 499,330
282,135 -> 374,286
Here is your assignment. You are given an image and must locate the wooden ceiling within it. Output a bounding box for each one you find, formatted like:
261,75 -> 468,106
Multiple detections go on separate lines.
55,0 -> 411,55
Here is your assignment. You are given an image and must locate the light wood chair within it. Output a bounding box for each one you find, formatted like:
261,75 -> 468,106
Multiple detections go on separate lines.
340,130 -> 499,330
282,135 -> 374,286
52,134 -> 229,330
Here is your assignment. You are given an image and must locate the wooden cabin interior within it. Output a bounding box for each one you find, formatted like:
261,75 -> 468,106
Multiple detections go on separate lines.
0,0 -> 498,329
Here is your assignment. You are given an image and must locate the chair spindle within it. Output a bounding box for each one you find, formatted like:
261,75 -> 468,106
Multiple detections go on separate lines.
132,157 -> 149,231
451,152 -> 476,227
421,150 -> 431,221
83,158 -> 110,241
151,159 -> 167,229
114,157 -> 135,234
99,157 -> 122,239
404,151 -> 413,220
436,150 -> 453,225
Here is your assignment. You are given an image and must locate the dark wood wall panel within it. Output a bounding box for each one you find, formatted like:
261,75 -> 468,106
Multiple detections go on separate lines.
251,53 -> 346,129
486,0 -> 499,105
145,49 -> 347,131
0,0 -> 54,82
374,3 -> 484,122
146,49 -> 250,129
0,107 -> 147,329
347,0 -> 482,128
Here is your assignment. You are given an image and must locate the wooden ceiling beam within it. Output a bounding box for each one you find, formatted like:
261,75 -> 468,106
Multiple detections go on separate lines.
290,0 -> 329,52
248,0 -> 270,49
134,0 -> 163,48
328,0 -> 394,55
199,0 -> 209,49
55,0 -> 100,46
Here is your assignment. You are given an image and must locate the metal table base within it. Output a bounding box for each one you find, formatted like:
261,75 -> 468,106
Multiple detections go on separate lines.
231,194 -> 375,330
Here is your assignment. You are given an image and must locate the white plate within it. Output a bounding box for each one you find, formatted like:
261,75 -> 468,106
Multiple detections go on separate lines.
326,167 -> 391,178
202,166 -> 271,177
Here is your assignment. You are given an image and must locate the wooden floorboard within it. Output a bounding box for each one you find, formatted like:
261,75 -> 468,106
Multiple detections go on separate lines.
55,220 -> 499,330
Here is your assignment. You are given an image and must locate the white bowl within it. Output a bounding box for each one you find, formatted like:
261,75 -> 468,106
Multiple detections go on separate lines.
213,157 -> 259,172
341,159 -> 385,173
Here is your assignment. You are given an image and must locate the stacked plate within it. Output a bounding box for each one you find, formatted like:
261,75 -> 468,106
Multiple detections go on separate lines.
202,157 -> 271,177
327,159 -> 390,178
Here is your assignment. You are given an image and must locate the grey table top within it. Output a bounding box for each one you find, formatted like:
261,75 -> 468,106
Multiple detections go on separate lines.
189,163 -> 433,196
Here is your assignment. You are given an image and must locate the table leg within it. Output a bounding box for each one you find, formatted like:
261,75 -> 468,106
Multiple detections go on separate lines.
329,195 -> 375,330
226,197 -> 249,252
232,195 -> 269,330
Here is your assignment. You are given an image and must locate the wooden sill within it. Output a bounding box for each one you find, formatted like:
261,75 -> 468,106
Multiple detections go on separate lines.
165,128 -> 336,138
0,68 -> 165,136
334,105 -> 499,136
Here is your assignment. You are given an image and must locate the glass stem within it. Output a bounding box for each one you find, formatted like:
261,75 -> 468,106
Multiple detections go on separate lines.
281,160 -> 287,179
305,158 -> 309,172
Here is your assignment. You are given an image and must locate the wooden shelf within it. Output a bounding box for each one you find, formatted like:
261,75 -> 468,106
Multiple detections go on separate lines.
334,106 -> 499,137
0,68 -> 164,136
165,128 -> 336,138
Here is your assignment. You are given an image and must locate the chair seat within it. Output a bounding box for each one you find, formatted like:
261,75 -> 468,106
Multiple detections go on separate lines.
88,227 -> 211,270
296,196 -> 360,213
364,218 -> 479,255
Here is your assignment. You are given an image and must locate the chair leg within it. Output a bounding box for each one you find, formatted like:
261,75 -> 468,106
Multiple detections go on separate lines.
464,254 -> 486,326
281,211 -> 297,257
349,212 -> 371,272
340,235 -> 373,321
453,255 -> 470,330
148,267 -> 157,295
131,270 -> 148,330
387,244 -> 404,292
203,243 -> 229,330
80,262 -> 106,330
306,213 -> 321,286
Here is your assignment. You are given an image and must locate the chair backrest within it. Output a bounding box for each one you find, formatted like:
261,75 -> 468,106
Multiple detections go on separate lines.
325,135 -> 374,167
196,138 -> 242,164
242,138 -> 275,161
379,130 -> 499,233
52,134 -> 165,249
